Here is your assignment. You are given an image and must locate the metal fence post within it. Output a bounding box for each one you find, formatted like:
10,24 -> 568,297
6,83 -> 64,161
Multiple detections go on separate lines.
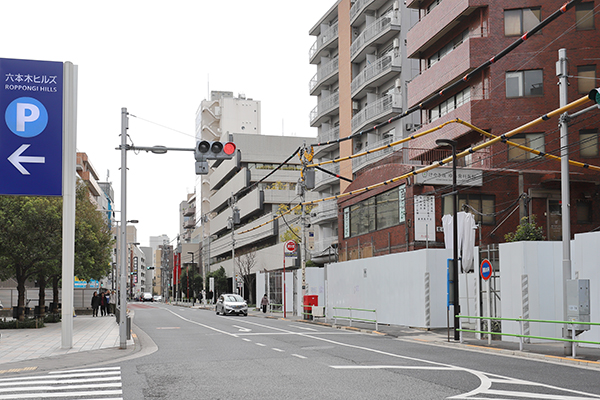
519,318 -> 524,351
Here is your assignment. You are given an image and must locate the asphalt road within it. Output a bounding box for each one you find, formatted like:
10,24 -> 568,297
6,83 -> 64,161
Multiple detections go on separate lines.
111,303 -> 600,400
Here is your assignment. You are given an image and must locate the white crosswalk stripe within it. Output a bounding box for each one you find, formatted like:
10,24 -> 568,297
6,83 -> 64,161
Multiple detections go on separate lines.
0,367 -> 122,399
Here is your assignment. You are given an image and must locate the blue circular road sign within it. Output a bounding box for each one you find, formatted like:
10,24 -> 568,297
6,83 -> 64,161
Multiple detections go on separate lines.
480,259 -> 493,281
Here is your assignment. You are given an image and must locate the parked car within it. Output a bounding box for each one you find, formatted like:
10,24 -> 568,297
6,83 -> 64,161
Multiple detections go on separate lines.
142,292 -> 153,302
153,295 -> 162,302
215,294 -> 248,316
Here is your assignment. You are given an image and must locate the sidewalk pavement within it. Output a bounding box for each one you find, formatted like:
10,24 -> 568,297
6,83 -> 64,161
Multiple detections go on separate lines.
0,314 -> 130,366
1,304 -> 598,371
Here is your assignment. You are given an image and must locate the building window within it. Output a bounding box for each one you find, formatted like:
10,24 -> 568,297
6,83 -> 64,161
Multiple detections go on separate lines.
343,186 -> 405,238
576,2 -> 595,30
506,70 -> 543,98
428,29 -> 469,68
577,65 -> 597,94
576,200 -> 593,223
429,87 -> 471,123
508,133 -> 545,161
505,8 -> 541,36
580,129 -> 599,157
443,194 -> 495,225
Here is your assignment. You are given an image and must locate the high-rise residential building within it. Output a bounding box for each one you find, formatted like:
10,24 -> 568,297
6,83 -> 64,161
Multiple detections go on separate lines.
308,0 -> 420,264
194,91 -> 317,300
313,0 -> 600,261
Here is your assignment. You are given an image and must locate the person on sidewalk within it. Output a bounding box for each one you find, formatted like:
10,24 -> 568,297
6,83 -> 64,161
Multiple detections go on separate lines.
261,294 -> 269,313
91,291 -> 100,317
109,290 -> 116,315
100,292 -> 108,316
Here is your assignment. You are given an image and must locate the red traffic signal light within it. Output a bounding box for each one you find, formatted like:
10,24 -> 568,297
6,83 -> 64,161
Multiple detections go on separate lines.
195,140 -> 236,161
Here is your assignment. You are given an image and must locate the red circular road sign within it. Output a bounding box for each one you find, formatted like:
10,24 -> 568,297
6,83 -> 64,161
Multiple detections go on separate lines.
480,259 -> 493,281
285,240 -> 296,253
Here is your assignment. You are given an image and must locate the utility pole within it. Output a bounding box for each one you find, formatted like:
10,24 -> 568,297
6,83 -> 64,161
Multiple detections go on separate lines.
229,195 -> 240,294
119,107 -> 128,349
557,48 -> 572,355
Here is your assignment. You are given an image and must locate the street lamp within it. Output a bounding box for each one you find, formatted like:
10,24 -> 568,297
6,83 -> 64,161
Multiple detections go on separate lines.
436,138 -> 460,341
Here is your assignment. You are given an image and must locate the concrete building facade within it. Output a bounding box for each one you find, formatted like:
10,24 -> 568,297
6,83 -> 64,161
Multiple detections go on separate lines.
329,0 -> 600,259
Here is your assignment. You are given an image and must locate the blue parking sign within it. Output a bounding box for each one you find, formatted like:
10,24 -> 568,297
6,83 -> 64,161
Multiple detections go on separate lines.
0,58 -> 63,196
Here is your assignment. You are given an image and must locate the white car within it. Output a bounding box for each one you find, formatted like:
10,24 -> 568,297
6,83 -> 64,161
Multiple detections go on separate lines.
215,294 -> 248,316
142,292 -> 153,302
153,295 -> 162,302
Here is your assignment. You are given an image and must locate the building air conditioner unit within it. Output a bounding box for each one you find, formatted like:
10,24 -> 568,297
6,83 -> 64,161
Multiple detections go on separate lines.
352,101 -> 360,110
393,38 -> 400,49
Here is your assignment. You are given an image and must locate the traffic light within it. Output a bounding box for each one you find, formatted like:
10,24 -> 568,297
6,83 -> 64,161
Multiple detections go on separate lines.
589,88 -> 600,105
195,140 -> 236,161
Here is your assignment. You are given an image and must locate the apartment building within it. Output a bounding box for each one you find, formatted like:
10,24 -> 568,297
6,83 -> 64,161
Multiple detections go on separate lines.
308,0 -> 420,263
195,92 -> 318,299
336,0 -> 600,260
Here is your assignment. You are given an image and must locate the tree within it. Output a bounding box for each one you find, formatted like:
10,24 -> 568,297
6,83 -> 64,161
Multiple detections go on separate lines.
0,196 -> 62,320
207,267 -> 228,298
179,267 -> 202,300
505,215 -> 546,242
236,248 -> 257,304
0,181 -> 113,320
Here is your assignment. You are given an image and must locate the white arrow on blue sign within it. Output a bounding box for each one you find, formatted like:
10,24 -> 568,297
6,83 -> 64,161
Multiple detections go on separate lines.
0,58 -> 63,196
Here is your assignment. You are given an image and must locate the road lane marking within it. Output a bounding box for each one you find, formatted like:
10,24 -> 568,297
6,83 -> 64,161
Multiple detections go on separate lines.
232,325 -> 252,332
256,343 -> 266,347
289,325 -> 318,331
166,309 -> 238,337
292,354 -> 307,359
272,348 -> 284,352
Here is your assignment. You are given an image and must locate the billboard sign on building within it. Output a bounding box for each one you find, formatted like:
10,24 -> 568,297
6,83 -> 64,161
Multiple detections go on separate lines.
415,167 -> 482,187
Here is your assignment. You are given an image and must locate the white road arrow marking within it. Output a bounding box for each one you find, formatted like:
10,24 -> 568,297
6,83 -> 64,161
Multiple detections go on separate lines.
232,325 -> 252,332
8,144 -> 45,175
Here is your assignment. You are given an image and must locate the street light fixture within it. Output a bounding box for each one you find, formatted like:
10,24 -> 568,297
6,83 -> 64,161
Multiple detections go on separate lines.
436,138 -> 460,341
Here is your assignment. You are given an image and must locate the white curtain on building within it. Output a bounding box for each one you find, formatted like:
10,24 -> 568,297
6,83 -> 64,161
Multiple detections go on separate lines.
442,212 -> 476,272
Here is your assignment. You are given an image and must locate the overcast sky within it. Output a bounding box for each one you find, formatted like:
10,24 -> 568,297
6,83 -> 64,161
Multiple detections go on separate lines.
1,1 -> 335,246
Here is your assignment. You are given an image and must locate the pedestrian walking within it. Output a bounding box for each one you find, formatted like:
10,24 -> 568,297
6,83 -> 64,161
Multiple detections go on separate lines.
91,291 -> 100,317
109,290 -> 116,315
261,294 -> 269,313
100,292 -> 108,316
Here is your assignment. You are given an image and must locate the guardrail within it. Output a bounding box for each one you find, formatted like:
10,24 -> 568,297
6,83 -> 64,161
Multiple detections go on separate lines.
333,307 -> 378,330
457,315 -> 600,358
269,303 -> 284,314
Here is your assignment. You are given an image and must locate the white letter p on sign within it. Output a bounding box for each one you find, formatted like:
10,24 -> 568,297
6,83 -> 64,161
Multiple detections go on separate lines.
16,102 -> 40,132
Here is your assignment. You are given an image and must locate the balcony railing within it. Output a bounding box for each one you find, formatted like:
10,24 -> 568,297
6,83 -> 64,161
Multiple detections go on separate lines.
352,136 -> 395,172
315,163 -> 340,188
350,12 -> 399,60
351,93 -> 401,133
351,55 -> 401,97
309,22 -> 339,61
311,198 -> 338,225
317,126 -> 340,144
309,57 -> 339,93
350,0 -> 375,23
310,91 -> 340,125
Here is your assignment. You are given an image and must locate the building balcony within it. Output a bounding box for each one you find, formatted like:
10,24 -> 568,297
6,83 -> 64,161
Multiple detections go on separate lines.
314,163 -> 340,192
309,57 -> 339,96
407,0 -> 486,58
313,126 -> 340,158
310,91 -> 339,127
351,55 -> 401,99
352,136 -> 396,173
309,22 -> 339,64
350,11 -> 401,63
312,236 -> 338,256
408,38 -> 487,108
311,198 -> 338,225
351,93 -> 402,134
350,0 -> 390,26
183,205 -> 196,217
183,218 -> 196,230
